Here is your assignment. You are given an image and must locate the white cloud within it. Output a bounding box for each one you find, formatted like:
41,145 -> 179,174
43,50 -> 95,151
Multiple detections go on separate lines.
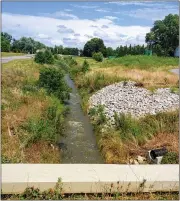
124,7 -> 178,21
40,11 -> 78,20
95,9 -> 110,13
104,16 -> 118,20
71,4 -> 98,9
64,9 -> 72,12
2,12 -> 151,48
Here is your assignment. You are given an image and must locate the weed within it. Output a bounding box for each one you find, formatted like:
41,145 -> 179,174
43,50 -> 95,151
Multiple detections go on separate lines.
161,152 -> 179,164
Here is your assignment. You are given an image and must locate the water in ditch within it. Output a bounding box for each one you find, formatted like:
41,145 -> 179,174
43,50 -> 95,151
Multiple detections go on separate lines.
59,74 -> 103,163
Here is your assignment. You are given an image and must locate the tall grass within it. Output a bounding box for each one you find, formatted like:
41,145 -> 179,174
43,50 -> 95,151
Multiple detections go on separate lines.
2,59 -> 67,163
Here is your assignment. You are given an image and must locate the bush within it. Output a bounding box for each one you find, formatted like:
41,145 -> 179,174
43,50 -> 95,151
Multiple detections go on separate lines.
44,50 -> 54,64
92,52 -> 103,62
54,54 -> 59,60
21,97 -> 67,146
34,50 -> 54,64
34,51 -> 45,64
38,67 -> 70,102
161,152 -> 179,164
81,60 -> 90,73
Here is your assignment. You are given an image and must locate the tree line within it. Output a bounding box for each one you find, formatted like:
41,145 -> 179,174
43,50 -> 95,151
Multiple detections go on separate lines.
1,14 -> 179,57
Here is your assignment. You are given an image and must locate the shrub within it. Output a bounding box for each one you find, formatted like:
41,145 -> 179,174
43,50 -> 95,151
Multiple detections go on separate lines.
92,52 -> 103,62
54,54 -> 59,60
38,67 -> 70,101
81,60 -> 90,73
34,50 -> 54,64
34,51 -> 45,64
44,50 -> 54,64
161,152 -> 179,164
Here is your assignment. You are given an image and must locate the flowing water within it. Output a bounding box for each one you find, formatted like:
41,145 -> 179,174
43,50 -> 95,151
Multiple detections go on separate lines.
59,74 -> 103,163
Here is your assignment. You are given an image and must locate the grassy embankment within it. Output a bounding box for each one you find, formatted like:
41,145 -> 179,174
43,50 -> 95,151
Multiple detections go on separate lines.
2,59 -> 68,163
68,55 -> 179,164
1,52 -> 26,57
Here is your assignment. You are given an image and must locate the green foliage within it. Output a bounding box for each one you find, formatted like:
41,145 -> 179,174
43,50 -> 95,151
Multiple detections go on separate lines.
54,54 -> 59,60
34,51 -> 45,64
16,178 -> 63,200
21,97 -> 67,146
82,60 -> 90,73
83,38 -> 106,57
161,152 -> 179,164
92,52 -> 104,62
89,105 -> 107,126
38,67 -> 70,102
35,50 -> 54,64
1,32 -> 12,52
44,50 -> 54,64
146,14 -> 179,56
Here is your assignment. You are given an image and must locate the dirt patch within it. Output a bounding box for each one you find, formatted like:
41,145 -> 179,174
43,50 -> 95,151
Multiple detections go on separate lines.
142,133 -> 179,154
24,141 -> 60,163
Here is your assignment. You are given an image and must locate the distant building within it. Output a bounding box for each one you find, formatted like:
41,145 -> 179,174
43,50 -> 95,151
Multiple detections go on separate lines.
174,46 -> 179,57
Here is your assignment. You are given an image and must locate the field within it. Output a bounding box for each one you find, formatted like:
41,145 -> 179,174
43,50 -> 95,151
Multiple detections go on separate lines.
69,55 -> 179,164
2,59 -> 66,163
2,52 -> 26,57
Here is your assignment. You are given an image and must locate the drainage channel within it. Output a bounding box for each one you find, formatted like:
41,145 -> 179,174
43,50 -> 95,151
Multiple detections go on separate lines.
59,74 -> 103,164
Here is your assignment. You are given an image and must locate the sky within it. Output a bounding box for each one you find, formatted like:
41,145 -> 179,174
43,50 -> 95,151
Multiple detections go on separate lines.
2,1 -> 179,49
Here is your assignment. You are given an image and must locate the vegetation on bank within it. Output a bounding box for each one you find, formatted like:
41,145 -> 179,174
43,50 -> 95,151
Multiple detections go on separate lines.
2,58 -> 69,163
2,183 -> 179,200
66,55 -> 179,164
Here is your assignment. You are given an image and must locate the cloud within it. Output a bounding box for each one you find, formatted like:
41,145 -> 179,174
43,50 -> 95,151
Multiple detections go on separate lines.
90,25 -> 98,28
37,33 -> 51,40
123,7 -> 178,21
2,12 -> 151,48
71,4 -> 98,9
57,25 -> 74,34
64,9 -> 72,12
74,33 -> 80,36
40,11 -> 78,20
104,16 -> 118,20
101,25 -> 109,29
95,9 -> 110,13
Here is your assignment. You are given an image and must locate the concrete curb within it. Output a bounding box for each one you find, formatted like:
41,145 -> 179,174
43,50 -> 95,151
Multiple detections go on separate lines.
2,164 -> 179,194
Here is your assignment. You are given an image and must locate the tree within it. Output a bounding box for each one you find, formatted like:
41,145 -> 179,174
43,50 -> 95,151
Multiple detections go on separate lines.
106,47 -> 114,57
1,32 -> 12,52
146,14 -> 179,56
83,38 -> 106,57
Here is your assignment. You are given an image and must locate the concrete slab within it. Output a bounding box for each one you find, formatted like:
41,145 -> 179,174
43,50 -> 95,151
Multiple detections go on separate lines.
2,164 -> 179,194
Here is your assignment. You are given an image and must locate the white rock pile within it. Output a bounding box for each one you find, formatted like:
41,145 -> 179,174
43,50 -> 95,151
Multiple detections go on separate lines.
89,81 -> 179,124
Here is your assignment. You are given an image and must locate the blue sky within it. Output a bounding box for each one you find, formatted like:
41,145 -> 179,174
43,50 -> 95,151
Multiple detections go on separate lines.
2,1 -> 179,48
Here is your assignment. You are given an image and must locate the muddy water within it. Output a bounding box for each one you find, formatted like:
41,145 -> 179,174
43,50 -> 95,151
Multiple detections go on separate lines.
59,75 -> 103,163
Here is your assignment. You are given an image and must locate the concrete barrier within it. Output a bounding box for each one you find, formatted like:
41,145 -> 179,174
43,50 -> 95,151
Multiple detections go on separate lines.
2,164 -> 179,194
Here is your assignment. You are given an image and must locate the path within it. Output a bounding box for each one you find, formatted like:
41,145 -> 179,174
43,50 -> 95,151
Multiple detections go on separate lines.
170,68 -> 179,76
1,54 -> 34,63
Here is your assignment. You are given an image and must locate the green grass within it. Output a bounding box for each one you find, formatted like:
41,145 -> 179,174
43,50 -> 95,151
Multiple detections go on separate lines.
75,55 -> 178,71
1,52 -> 26,57
102,55 -> 179,71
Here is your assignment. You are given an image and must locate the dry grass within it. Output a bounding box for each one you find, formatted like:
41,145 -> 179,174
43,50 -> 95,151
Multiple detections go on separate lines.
24,141 -> 60,163
91,67 -> 178,89
2,59 -> 61,163
98,132 -> 128,164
